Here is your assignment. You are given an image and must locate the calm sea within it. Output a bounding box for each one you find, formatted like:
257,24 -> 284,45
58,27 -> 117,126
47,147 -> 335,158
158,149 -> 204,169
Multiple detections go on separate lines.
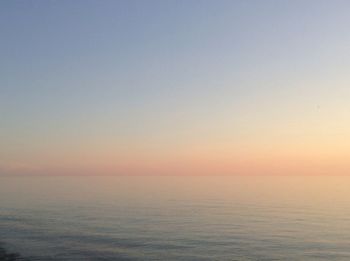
1,176 -> 350,260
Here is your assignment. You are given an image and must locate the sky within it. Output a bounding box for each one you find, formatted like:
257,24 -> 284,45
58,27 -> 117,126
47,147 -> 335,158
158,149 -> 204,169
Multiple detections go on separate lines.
1,0 -> 350,176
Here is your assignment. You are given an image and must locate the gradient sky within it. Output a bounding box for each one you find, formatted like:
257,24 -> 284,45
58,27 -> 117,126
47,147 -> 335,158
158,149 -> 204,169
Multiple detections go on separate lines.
1,0 -> 350,175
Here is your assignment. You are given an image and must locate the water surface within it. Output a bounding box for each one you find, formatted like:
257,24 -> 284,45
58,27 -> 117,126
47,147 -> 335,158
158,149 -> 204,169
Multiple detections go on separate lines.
1,176 -> 350,260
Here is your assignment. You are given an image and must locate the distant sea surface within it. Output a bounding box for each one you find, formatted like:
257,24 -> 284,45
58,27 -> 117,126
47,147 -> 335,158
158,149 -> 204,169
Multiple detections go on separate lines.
1,176 -> 350,260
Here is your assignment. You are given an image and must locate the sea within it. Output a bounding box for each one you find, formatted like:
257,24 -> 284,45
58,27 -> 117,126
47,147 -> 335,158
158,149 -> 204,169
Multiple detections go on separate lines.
1,176 -> 350,260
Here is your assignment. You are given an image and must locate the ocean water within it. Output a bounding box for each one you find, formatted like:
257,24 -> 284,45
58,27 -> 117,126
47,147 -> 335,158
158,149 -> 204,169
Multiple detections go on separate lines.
1,176 -> 350,260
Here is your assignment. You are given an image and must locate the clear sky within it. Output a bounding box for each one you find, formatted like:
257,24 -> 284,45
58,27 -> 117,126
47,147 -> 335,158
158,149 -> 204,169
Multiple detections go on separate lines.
1,0 -> 350,175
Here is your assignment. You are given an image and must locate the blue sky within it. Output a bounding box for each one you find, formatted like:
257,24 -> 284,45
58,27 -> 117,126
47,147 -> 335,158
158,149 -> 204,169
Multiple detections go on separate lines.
1,0 -> 350,175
